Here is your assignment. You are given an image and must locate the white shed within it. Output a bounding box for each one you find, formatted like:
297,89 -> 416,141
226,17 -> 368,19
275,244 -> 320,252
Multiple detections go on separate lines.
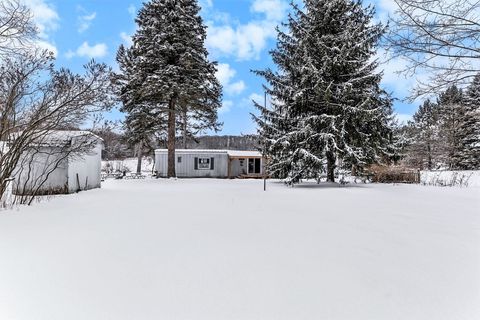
154,149 -> 265,178
13,131 -> 103,195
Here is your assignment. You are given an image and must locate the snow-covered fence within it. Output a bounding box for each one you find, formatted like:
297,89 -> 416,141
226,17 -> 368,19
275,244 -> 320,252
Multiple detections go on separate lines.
420,171 -> 480,187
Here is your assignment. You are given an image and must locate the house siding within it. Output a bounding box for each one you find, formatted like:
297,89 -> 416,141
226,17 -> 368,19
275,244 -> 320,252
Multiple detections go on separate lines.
155,151 -> 229,178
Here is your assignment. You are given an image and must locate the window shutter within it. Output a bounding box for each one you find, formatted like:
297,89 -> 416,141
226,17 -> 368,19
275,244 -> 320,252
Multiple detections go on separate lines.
194,157 -> 198,170
210,157 -> 215,170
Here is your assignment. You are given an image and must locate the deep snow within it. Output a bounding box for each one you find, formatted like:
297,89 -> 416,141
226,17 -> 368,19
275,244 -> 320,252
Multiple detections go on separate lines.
0,179 -> 479,320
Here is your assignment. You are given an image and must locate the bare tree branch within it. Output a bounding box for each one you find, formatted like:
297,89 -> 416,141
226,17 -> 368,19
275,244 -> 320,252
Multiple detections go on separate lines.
386,0 -> 480,99
0,0 -> 36,57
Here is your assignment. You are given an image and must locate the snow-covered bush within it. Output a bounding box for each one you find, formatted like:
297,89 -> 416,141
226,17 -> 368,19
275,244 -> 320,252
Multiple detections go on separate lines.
421,171 -> 477,187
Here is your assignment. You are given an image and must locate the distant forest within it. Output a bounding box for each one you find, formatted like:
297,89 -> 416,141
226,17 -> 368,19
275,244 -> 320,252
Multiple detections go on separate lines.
174,135 -> 259,151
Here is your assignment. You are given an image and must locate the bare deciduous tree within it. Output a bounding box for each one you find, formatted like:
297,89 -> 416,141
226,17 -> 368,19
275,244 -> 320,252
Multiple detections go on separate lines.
387,0 -> 480,99
0,49 -> 115,205
0,0 -> 36,57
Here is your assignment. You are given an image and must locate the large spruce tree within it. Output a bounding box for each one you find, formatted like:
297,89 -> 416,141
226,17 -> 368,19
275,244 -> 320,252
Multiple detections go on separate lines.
118,0 -> 221,177
116,45 -> 162,174
436,85 -> 465,169
406,99 -> 441,169
456,75 -> 480,169
254,0 -> 393,183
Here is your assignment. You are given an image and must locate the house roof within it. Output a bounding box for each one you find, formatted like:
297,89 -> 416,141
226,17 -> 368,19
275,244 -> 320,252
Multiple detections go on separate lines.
226,150 -> 262,158
154,149 -> 263,158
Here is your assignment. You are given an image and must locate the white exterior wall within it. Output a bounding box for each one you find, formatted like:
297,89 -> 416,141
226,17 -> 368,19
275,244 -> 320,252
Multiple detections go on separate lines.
13,147 -> 69,195
67,140 -> 103,193
230,158 -> 248,176
12,134 -> 103,195
155,150 -> 229,178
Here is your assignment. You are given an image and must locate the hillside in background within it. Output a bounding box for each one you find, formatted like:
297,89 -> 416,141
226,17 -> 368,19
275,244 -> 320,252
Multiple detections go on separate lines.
171,135 -> 260,151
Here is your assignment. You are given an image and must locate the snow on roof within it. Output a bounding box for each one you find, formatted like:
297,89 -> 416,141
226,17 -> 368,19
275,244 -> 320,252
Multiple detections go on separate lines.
226,150 -> 262,158
154,149 -> 262,158
6,130 -> 103,148
155,149 -> 228,154
40,130 -> 103,142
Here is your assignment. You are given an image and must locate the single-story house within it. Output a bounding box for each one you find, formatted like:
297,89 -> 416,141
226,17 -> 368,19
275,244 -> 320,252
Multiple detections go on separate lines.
13,131 -> 103,195
154,149 -> 265,178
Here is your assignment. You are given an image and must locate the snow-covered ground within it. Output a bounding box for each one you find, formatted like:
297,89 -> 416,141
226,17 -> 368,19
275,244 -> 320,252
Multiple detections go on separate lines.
102,157 -> 155,174
0,179 -> 479,320
421,170 -> 480,187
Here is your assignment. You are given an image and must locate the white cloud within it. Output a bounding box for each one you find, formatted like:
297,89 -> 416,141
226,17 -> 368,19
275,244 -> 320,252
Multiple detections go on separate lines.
128,4 -> 136,18
200,0 -> 213,8
227,81 -> 246,95
78,11 -> 96,33
206,0 -> 287,60
251,0 -> 288,21
36,39 -> 58,56
216,63 -> 236,85
23,0 -> 59,55
248,93 -> 264,105
66,42 -> 108,59
216,63 -> 247,96
120,32 -> 133,46
207,21 -> 277,60
23,0 -> 59,37
219,100 -> 234,114
376,48 -> 430,104
239,93 -> 265,109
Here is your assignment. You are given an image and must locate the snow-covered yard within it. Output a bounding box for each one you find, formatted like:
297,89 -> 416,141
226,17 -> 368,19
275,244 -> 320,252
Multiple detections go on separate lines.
0,179 -> 479,320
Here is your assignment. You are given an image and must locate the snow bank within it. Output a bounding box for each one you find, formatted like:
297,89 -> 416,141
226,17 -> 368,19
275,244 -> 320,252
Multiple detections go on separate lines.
0,179 -> 479,320
421,170 -> 480,187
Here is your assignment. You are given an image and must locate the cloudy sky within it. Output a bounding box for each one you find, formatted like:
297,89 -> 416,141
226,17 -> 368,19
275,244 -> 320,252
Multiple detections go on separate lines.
26,0 -> 418,135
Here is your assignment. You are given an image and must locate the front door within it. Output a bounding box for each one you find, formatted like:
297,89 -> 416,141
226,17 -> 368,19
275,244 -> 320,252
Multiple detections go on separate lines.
248,158 -> 261,174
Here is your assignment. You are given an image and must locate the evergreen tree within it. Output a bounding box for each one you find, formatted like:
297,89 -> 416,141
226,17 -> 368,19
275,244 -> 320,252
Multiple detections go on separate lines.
115,44 -> 162,174
406,99 -> 441,169
122,0 -> 221,177
254,0 -> 393,183
456,74 -> 480,169
436,85 -> 465,169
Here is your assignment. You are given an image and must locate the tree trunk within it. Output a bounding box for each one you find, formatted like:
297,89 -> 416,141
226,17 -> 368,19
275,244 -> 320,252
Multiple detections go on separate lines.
167,99 -> 176,178
427,143 -> 432,170
182,108 -> 188,149
136,142 -> 143,174
351,164 -> 357,176
326,152 -> 336,183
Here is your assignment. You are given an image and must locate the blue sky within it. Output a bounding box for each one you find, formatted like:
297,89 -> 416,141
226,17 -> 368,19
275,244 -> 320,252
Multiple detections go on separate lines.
26,0 -> 419,135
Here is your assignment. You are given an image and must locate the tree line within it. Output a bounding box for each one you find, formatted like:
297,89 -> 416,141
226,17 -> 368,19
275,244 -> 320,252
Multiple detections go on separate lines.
404,77 -> 480,170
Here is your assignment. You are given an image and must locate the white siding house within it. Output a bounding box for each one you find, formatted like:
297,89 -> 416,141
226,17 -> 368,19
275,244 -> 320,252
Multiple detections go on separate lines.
13,131 -> 103,195
154,149 -> 265,178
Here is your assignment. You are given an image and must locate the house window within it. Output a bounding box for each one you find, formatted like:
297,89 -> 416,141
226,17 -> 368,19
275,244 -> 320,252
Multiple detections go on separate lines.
198,158 -> 210,170
195,157 -> 215,170
177,156 -> 182,163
